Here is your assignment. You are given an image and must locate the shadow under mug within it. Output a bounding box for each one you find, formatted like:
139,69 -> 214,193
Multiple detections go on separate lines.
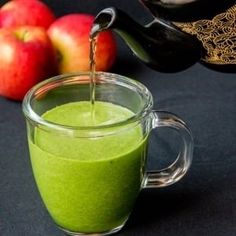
22,72 -> 193,236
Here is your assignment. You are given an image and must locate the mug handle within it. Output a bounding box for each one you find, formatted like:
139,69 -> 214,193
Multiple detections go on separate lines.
143,111 -> 194,188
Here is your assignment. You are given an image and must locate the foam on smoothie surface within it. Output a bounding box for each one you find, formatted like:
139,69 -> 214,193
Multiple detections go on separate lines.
35,101 -> 142,161
42,101 -> 134,126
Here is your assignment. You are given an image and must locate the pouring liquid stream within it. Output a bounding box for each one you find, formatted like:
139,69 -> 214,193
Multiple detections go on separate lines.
89,34 -> 97,122
89,21 -> 108,123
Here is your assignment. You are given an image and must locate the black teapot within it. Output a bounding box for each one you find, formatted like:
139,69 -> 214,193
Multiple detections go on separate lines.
91,0 -> 236,72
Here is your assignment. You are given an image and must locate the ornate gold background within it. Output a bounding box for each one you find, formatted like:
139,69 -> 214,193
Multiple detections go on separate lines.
175,5 -> 236,65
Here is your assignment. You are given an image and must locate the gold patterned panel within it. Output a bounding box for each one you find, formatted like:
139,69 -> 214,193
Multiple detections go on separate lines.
175,5 -> 236,65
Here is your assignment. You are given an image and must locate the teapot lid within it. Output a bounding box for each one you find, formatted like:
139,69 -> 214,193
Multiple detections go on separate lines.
141,0 -> 236,22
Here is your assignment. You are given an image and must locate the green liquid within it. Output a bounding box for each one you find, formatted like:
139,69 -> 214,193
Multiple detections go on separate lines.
29,101 -> 147,233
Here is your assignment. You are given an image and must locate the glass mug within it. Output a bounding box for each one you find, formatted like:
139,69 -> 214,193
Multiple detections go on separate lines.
22,72 -> 193,236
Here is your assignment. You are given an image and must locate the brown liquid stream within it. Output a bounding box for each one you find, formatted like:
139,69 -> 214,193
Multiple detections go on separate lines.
89,22 -> 104,120
89,35 -> 97,120
89,35 -> 98,106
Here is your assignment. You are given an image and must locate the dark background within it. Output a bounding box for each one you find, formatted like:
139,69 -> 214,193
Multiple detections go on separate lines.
0,1 -> 235,236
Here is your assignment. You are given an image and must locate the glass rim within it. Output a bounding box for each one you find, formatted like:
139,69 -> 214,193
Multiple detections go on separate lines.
22,71 -> 153,132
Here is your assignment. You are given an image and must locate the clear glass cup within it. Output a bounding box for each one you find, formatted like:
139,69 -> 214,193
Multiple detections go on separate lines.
22,72 -> 193,236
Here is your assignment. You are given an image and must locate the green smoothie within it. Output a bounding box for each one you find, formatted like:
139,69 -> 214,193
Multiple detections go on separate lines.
29,101 -> 147,233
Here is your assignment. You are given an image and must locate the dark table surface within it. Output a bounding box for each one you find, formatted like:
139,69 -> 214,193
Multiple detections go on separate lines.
0,1 -> 236,236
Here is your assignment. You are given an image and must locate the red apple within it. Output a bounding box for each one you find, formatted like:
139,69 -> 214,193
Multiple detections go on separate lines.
0,26 -> 58,101
0,0 -> 56,29
47,14 -> 117,73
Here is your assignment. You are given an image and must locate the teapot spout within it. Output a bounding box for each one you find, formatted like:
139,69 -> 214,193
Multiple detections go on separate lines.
92,7 -> 203,72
